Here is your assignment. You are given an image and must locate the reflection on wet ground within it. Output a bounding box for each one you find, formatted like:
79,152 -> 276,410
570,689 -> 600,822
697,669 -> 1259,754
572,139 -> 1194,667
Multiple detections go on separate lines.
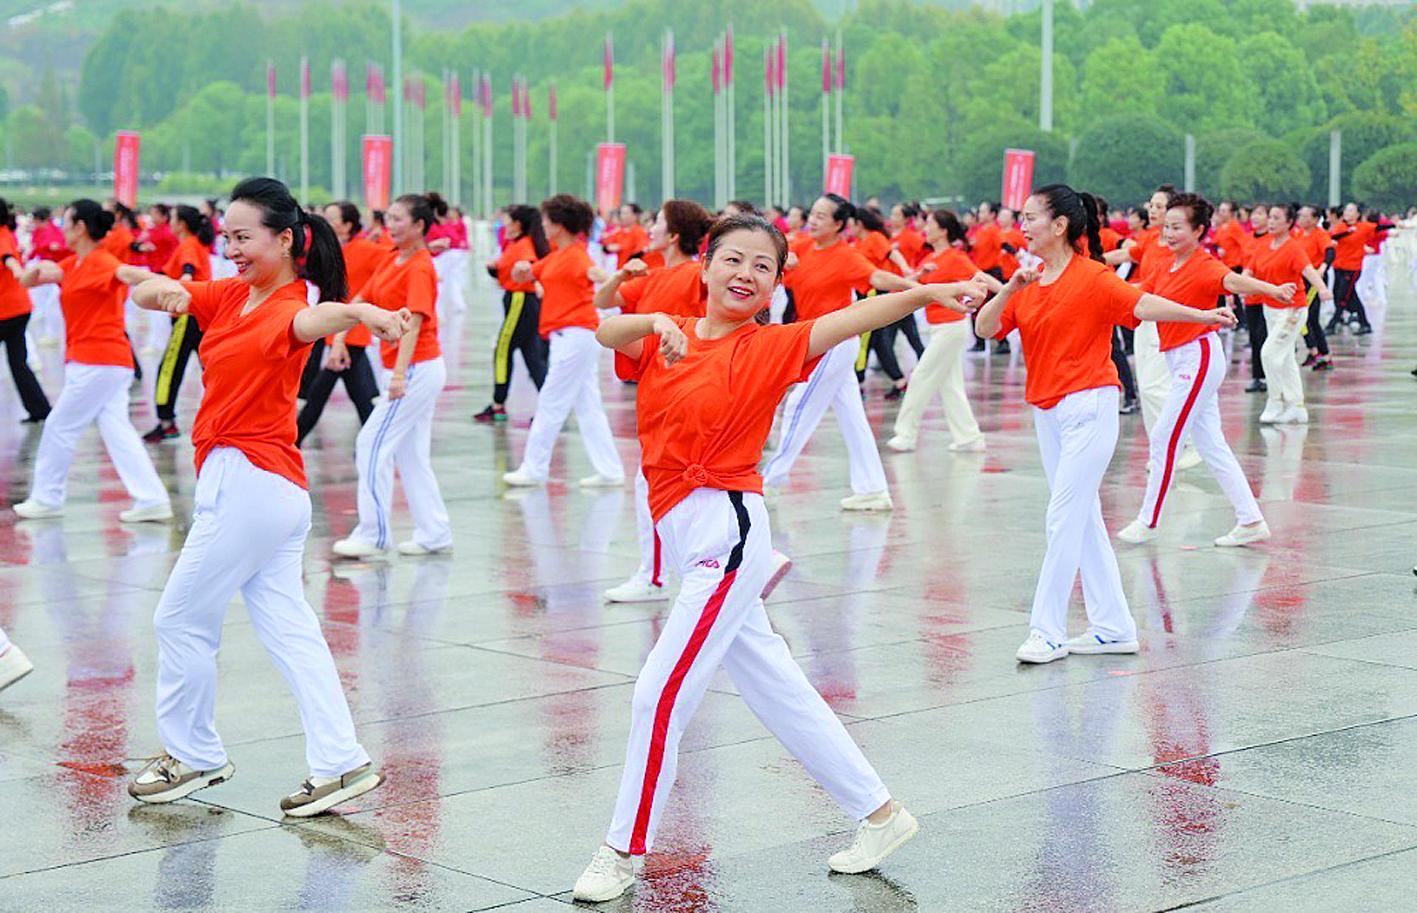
2,253 -> 1417,911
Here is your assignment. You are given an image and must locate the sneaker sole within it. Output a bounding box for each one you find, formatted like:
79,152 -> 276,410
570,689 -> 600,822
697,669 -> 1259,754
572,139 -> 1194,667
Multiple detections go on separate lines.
131,762 -> 235,804
760,559 -> 793,600
1017,649 -> 1069,664
0,664 -> 34,694
572,873 -> 636,903
282,771 -> 385,818
1215,536 -> 1269,548
828,815 -> 920,874
840,502 -> 894,512
1068,642 -> 1139,655
604,590 -> 669,604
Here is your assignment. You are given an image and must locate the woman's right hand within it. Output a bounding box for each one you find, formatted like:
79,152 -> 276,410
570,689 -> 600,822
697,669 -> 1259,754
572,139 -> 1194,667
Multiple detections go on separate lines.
620,258 -> 650,280
1005,267 -> 1038,291
651,313 -> 689,366
158,283 -> 192,315
928,281 -> 990,314
510,260 -> 533,284
325,341 -> 351,371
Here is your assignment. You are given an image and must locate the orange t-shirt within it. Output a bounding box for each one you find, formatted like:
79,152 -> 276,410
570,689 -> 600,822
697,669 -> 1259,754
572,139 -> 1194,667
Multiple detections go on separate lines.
0,227 -> 32,321
337,237 -> 393,347
1297,227 -> 1332,270
1246,236 -> 1308,309
616,317 -> 823,521
856,231 -> 893,270
358,249 -> 442,367
918,247 -> 976,324
1000,227 -> 1027,279
618,259 -> 705,318
495,235 -> 538,294
1098,227 -> 1123,254
57,250 -> 132,367
163,234 -> 212,282
531,242 -> 598,337
970,223 -> 1003,272
891,227 -> 926,271
783,241 -> 876,321
1127,228 -> 1171,288
994,255 -> 1142,409
186,278 -> 312,489
788,231 -> 814,256
613,224 -> 650,269
639,250 -> 667,271
1213,222 -> 1247,269
1331,221 -> 1374,271
1142,249 -> 1231,351
100,224 -> 135,263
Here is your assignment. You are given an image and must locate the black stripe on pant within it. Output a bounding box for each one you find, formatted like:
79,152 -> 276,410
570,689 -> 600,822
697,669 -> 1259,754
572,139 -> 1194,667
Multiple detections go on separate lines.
0,313 -> 51,420
154,314 -> 202,422
492,290 -> 548,405
296,345 -> 379,445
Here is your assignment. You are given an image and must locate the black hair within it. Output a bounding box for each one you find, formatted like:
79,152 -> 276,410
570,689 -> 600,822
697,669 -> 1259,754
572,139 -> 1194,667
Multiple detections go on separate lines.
892,201 -> 920,220
173,204 -> 215,246
507,204 -> 551,258
1219,199 -> 1239,213
821,193 -> 855,233
726,200 -> 759,216
1267,202 -> 1299,227
540,193 -> 595,237
229,176 -> 347,302
34,207 -> 51,222
1155,184 -> 1177,197
660,199 -> 714,258
0,197 -> 14,231
1033,183 -> 1104,263
68,199 -> 116,241
372,210 -> 387,226
112,201 -> 139,231
623,202 -> 644,216
150,202 -> 171,219
1167,192 -> 1214,233
704,213 -> 789,279
1128,205 -> 1150,228
854,206 -> 887,235
325,201 -> 364,236
393,193 -> 436,237
979,200 -> 999,216
927,208 -> 969,248
424,191 -> 450,219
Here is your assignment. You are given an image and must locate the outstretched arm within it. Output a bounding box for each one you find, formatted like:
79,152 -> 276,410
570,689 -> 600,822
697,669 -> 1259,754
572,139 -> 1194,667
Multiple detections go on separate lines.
1134,293 -> 1237,327
809,281 -> 985,358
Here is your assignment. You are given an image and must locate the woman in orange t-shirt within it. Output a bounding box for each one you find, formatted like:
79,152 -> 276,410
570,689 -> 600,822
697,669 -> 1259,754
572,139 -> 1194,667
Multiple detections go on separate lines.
1326,201 -> 1395,334
602,203 -> 650,270
1245,202 -> 1331,425
973,184 -> 1233,665
761,194 -> 918,512
13,199 -> 170,522
129,176 -> 405,814
295,201 -> 391,444
0,197 -> 50,421
502,193 -> 625,488
144,204 -> 216,442
570,213 -> 983,902
593,199 -> 715,605
332,193 -> 453,559
473,204 -> 551,423
853,206 -> 918,396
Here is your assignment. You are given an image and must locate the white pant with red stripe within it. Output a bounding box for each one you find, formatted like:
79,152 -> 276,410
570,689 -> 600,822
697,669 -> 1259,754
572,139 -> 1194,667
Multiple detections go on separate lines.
154,447 -> 370,777
350,356 -> 452,551
29,363 -> 170,510
631,468 -> 665,587
517,327 -> 624,482
605,488 -> 889,855
761,335 -> 888,495
1135,334 -> 1262,529
1029,386 -> 1137,645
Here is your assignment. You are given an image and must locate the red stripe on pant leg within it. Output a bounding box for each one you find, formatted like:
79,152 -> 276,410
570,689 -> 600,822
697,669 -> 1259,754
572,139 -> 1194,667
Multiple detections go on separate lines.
628,569 -> 737,855
1149,337 -> 1211,528
651,529 -> 662,588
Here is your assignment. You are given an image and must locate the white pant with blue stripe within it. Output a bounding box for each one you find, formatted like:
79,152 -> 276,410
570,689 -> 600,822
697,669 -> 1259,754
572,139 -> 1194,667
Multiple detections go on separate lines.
761,334 -> 888,495
349,356 -> 452,551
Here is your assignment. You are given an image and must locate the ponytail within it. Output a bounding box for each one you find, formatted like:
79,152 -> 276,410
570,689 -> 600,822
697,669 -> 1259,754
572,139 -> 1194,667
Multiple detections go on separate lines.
1079,191 -> 1105,263
174,204 -> 215,246
0,197 -> 14,231
229,176 -> 348,302
299,211 -> 348,302
508,204 -> 550,258
68,199 -> 115,241
1033,184 -> 1098,260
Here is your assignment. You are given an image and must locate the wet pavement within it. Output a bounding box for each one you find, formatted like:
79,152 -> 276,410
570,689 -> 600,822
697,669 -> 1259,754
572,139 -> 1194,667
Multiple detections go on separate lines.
2,246 -> 1416,912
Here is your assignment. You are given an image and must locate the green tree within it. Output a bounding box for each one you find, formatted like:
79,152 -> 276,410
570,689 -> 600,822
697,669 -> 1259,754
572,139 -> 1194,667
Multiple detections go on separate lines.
1237,32 -> 1326,136
1069,114 -> 1183,205
1297,112 -> 1417,202
1195,128 -> 1269,199
1155,23 -> 1258,132
954,122 -> 1069,206
1219,139 -> 1311,202
5,105 -> 64,170
1351,143 -> 1417,211
1079,36 -> 1161,121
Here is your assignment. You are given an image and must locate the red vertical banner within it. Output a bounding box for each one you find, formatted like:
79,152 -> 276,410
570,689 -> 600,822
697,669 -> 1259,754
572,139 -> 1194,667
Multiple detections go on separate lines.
595,143 -> 626,216
362,134 -> 393,210
1002,148 -> 1036,211
824,154 -> 854,196
113,131 -> 141,208
267,61 -> 276,99
604,34 -> 614,89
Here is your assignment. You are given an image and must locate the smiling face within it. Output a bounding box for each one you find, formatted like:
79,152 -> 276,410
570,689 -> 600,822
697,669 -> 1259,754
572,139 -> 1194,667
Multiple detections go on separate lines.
222,199 -> 291,285
702,228 -> 781,322
807,197 -> 844,242
384,200 -> 421,248
1342,202 -> 1360,223
1162,206 -> 1203,254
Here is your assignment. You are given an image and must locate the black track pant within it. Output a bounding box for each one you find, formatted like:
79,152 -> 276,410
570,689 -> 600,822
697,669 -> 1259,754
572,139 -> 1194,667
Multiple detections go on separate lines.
1304,283 -> 1329,357
1244,303 -> 1267,380
1329,268 -> 1369,329
154,314 -> 202,423
296,344 -> 379,445
1111,327 -> 1137,402
0,313 -> 51,420
492,290 -> 548,405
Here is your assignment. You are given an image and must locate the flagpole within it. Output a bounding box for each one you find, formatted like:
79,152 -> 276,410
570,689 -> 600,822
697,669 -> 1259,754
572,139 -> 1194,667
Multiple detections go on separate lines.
821,38 -> 830,184
549,82 -> 558,197
266,61 -> 275,176
835,31 -> 844,153
712,40 -> 723,210
780,31 -> 790,206
605,33 -> 615,144
470,69 -> 481,214
764,47 -> 774,207
441,69 -> 450,196
482,75 -> 493,210
451,73 -> 461,206
726,23 -> 736,202
391,0 -> 403,196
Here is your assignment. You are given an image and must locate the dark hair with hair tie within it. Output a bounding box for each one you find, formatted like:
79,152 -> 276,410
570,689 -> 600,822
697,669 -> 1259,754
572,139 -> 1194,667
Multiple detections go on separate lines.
174,204 -> 215,247
928,208 -> 969,248
1167,192 -> 1214,233
540,193 -> 595,237
854,206 -> 887,235
506,204 -> 550,259
1033,184 -> 1104,263
229,176 -> 347,301
821,193 -> 855,233
660,199 -> 714,258
393,193 -> 436,237
0,197 -> 14,232
327,201 -> 363,236
68,199 -> 116,241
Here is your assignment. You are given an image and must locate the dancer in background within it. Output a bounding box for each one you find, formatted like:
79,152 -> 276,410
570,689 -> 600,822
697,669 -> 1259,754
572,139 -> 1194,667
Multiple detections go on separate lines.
969,201 -> 1010,353
26,206 -> 68,347
473,204 -> 550,424
425,192 -> 469,318
1295,205 -> 1334,371
0,197 -> 51,423
853,206 -> 914,397
1326,202 -> 1395,336
1239,203 -> 1270,393
144,205 -> 214,442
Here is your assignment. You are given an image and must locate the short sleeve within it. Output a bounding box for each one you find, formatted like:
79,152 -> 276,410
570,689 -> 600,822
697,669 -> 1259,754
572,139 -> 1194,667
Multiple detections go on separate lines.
1127,242 -> 1145,264
994,292 -> 1018,339
618,275 -> 649,313
1097,268 -> 1143,328
57,255 -> 77,275
752,320 -> 822,385
1199,256 -> 1232,295
530,254 -> 550,281
406,262 -> 438,320
842,248 -> 877,293
612,315 -> 689,382
184,280 -> 222,329
266,297 -> 310,359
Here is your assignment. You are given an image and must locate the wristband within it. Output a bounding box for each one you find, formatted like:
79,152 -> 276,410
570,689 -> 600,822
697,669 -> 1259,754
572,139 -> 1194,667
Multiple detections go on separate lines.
390,372 -> 406,381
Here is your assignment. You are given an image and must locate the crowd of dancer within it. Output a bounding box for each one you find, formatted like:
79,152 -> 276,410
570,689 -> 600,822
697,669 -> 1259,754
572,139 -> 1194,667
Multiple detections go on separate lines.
0,175 -> 1408,904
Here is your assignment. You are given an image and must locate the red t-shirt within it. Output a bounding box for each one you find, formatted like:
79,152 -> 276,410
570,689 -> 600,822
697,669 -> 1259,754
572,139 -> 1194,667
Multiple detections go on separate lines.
1127,228 -> 1172,288
994,255 -> 1141,409
856,231 -> 894,270
618,260 -> 706,318
358,249 -> 441,367
496,235 -> 539,294
616,317 -> 822,521
783,241 -> 876,321
1246,236 -> 1308,309
1297,227 -> 1332,270
970,222 -> 1003,272
1000,227 -> 1027,279
57,250 -> 132,367
100,224 -> 135,264
144,222 -> 178,274
187,278 -> 312,488
1331,221 -> 1375,271
163,235 -> 213,282
1142,249 -> 1231,351
531,242 -> 598,337
891,227 -> 927,271
0,227 -> 32,321
29,222 -> 68,262
612,224 -> 650,269
917,247 -> 976,324
1213,222 -> 1248,269
337,237 -> 394,347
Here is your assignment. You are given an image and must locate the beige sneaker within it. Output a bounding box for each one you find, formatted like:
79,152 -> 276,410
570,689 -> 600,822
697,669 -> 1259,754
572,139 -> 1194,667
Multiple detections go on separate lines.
572,845 -> 635,902
0,645 -> 34,694
828,802 -> 919,874
279,762 -> 384,818
128,753 -> 235,804
840,491 -> 894,512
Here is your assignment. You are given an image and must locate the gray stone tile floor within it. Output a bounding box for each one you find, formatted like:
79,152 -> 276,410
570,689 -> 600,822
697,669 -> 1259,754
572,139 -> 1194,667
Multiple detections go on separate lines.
1,250 -> 1415,911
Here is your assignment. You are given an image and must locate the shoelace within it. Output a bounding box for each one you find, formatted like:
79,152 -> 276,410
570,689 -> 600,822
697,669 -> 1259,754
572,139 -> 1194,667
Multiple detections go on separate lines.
127,753 -> 181,783
586,849 -> 625,877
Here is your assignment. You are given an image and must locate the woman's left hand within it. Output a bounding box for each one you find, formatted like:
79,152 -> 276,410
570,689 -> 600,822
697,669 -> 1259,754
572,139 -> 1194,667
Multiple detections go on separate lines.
366,306 -> 412,342
387,374 -> 407,401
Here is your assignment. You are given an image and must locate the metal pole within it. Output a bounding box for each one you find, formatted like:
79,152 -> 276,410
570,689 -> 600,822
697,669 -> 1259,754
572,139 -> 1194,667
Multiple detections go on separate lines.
781,36 -> 790,207
1329,129 -> 1342,207
483,90 -> 492,210
266,65 -> 275,176
764,61 -> 774,207
835,30 -> 843,153
1184,133 -> 1195,192
1039,0 -> 1054,132
550,113 -> 558,197
391,0 -> 403,196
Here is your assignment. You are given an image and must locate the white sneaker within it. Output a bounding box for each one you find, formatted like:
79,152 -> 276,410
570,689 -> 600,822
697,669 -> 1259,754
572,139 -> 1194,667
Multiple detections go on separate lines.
1215,520 -> 1271,548
579,473 -> 626,489
0,645 -> 34,694
397,541 -> 450,556
128,754 -> 236,804
332,537 -> 383,559
120,503 -> 173,524
840,491 -> 894,512
603,577 -> 668,603
13,499 -> 62,520
1177,447 -> 1203,471
885,435 -> 916,453
1064,629 -> 1140,654
1279,405 -> 1309,424
1016,631 -> 1068,664
827,803 -> 919,874
572,845 -> 635,902
760,550 -> 792,600
1116,519 -> 1157,544
947,436 -> 986,453
1258,402 -> 1283,424
502,468 -> 544,487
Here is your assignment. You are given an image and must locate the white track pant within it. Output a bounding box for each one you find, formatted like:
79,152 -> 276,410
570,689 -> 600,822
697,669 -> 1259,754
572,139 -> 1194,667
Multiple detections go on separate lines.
1260,306 -> 1305,412
29,363 -> 169,510
631,469 -> 664,587
891,321 -> 981,447
1029,386 -> 1136,644
1135,334 -> 1263,529
516,327 -> 623,481
762,335 -> 888,495
605,488 -> 889,855
350,357 -> 452,551
434,250 -> 469,318
0,624 -> 10,655
30,283 -> 63,341
154,447 -> 369,777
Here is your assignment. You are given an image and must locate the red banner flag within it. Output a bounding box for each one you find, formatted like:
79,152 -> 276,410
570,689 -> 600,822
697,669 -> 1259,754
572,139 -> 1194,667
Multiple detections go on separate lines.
836,46 -> 845,91
712,46 -> 721,95
113,131 -> 140,208
825,153 -> 854,197
777,35 -> 786,90
451,73 -> 461,116
523,79 -> 533,120
266,61 -> 276,98
300,56 -> 311,100
549,83 -> 557,121
725,24 -> 734,87
333,60 -> 349,102
663,31 -> 676,92
595,142 -> 626,215
822,40 -> 831,94
764,47 -> 773,97
511,78 -> 521,118
362,135 -> 393,210
1002,148 -> 1036,211
603,34 -> 613,89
